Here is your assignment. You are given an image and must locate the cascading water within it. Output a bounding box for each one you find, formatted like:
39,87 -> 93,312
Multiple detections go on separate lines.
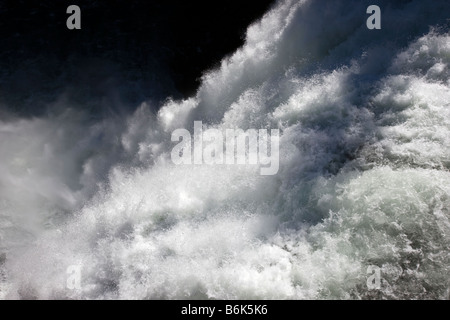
0,0 -> 449,299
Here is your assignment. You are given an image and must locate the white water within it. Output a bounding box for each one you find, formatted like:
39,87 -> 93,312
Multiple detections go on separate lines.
1,0 -> 449,299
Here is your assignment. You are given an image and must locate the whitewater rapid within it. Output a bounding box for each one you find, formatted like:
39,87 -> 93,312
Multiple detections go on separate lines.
1,0 -> 449,299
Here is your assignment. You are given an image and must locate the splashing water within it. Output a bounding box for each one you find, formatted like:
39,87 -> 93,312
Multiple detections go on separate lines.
0,0 -> 449,299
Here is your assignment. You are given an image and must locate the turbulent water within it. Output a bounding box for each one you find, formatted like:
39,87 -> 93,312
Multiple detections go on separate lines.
1,0 -> 450,299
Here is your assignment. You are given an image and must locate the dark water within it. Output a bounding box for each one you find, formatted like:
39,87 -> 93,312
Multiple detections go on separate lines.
0,0 -> 274,115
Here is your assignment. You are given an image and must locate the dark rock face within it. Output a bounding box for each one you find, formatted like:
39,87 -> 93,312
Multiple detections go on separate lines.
0,0 -> 274,116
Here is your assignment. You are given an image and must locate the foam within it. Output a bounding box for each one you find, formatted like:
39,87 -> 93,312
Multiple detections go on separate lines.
1,0 -> 449,299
